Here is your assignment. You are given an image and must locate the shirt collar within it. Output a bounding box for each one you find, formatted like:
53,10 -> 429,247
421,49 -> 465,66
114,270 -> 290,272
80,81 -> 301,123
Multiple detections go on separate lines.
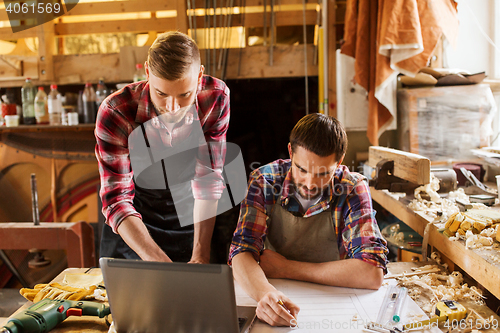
279,163 -> 357,215
279,163 -> 335,209
135,82 -> 155,124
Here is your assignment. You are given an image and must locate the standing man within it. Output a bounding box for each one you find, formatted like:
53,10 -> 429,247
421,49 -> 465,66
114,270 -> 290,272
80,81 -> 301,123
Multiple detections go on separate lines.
95,31 -> 229,263
229,113 -> 388,326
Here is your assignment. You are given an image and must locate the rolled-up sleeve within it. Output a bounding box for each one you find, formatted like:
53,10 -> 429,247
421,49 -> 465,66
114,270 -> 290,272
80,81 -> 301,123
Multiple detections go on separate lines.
192,85 -> 230,200
341,179 -> 389,272
95,102 -> 141,233
228,171 -> 268,265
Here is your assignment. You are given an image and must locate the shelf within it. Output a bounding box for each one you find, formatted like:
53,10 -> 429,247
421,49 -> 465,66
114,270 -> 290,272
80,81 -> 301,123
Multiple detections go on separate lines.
0,124 -> 95,134
371,187 -> 500,300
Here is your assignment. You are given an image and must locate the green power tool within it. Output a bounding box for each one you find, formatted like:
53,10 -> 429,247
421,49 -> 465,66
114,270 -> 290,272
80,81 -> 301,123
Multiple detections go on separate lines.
0,299 -> 110,333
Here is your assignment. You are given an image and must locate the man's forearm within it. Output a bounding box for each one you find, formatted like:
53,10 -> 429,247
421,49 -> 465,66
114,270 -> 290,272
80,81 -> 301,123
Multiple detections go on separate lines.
232,252 -> 277,301
281,258 -> 383,289
116,215 -> 172,262
191,199 -> 218,263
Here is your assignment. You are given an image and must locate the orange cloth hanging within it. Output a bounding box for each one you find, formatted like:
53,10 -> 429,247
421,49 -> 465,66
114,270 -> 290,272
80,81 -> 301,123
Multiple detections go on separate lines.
341,0 -> 458,145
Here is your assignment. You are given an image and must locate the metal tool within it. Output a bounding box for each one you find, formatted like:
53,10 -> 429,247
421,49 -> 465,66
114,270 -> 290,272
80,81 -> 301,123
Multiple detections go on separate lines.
302,0 -> 309,115
221,0 -> 234,80
403,300 -> 467,331
237,0 -> 246,76
365,300 -> 467,333
460,167 -> 497,196
29,174 -> 50,269
31,174 -> 40,226
269,0 -> 275,66
369,160 -> 421,193
0,299 -> 110,333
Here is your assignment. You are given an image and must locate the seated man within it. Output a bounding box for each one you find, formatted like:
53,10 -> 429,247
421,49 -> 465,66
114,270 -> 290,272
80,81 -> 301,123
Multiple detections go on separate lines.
229,113 -> 388,326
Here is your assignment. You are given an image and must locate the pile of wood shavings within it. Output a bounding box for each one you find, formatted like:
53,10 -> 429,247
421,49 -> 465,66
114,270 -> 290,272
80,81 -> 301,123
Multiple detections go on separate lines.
397,270 -> 484,314
407,174 -> 488,228
449,223 -> 499,250
407,187 -> 476,227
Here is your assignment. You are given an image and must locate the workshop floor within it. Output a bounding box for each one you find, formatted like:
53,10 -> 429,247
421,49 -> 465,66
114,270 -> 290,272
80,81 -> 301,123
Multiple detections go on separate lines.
0,288 -> 26,319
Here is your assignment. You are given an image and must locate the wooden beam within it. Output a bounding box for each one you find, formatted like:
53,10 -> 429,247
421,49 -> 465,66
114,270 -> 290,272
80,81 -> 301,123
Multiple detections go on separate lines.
176,0 -> 189,34
193,0 -> 307,6
0,43 -> 319,87
327,0 -> 336,116
223,44 -> 317,79
194,9 -> 317,28
53,53 -> 122,84
37,21 -> 55,82
54,17 -> 177,35
368,146 -> 431,185
0,27 -> 37,40
62,0 -> 175,16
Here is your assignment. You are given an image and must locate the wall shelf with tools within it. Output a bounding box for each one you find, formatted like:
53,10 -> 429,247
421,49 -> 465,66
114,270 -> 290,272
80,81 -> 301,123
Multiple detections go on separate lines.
0,0 -> 343,111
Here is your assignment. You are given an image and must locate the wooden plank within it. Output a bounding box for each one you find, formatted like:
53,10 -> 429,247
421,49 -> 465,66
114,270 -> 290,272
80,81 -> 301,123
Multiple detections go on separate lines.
223,44 -> 318,79
118,44 -> 318,82
370,187 -> 500,300
1,43 -> 319,87
176,0 -> 189,34
0,124 -> 95,134
53,53 -> 121,84
327,0 -> 336,116
0,54 -> 38,82
370,188 -> 427,236
62,0 -> 175,16
54,17 -> 177,35
0,27 -> 37,40
119,45 -> 149,82
193,0 -> 307,7
37,21 -> 55,81
368,146 -> 431,185
194,9 -> 317,28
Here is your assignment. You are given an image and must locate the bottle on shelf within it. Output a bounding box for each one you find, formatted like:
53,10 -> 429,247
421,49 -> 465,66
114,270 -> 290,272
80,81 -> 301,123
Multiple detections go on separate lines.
82,83 -> 96,123
47,84 -> 62,125
77,90 -> 84,124
95,79 -> 108,110
133,63 -> 146,82
21,78 -> 36,125
34,87 -> 49,124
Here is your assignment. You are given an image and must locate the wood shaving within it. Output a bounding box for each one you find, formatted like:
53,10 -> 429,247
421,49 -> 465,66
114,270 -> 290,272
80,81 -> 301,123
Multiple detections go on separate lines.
397,271 -> 485,316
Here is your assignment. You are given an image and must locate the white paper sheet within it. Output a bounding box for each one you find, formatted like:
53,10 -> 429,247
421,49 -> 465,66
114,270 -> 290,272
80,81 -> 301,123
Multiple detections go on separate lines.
235,279 -> 441,333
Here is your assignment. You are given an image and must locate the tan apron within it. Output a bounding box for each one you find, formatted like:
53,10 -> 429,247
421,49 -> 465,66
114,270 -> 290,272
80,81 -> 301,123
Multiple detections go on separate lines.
264,203 -> 340,263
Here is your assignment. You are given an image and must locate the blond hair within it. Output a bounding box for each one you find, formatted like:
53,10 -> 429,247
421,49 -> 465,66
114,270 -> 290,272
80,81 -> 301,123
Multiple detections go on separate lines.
147,31 -> 200,81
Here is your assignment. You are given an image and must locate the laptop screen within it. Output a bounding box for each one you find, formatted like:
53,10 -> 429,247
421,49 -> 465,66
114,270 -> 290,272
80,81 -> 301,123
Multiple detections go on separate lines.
100,258 -> 255,333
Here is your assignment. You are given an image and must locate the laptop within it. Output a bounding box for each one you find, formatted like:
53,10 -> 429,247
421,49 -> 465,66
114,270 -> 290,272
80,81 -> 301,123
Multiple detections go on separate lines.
100,257 -> 256,333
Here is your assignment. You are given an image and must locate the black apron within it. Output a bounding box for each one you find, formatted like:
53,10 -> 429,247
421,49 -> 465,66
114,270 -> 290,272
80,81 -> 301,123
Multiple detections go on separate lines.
100,111 -> 205,262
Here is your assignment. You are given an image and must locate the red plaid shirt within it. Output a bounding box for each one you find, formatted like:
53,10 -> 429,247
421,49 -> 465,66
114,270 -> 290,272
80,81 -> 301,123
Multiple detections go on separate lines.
95,76 -> 230,232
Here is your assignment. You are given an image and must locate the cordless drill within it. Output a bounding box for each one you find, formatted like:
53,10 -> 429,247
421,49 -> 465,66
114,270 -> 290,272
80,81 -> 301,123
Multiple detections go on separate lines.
0,299 -> 110,333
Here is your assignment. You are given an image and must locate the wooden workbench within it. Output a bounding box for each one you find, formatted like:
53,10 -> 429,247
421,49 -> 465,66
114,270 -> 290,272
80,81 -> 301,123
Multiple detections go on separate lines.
4,263 -> 499,333
371,187 -> 500,300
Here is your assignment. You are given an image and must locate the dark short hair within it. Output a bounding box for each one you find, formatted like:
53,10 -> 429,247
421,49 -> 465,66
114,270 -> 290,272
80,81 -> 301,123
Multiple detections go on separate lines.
290,113 -> 347,160
147,31 -> 201,81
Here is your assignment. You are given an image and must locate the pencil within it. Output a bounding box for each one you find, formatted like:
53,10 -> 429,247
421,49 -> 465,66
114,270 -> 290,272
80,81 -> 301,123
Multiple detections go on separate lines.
277,299 -> 295,319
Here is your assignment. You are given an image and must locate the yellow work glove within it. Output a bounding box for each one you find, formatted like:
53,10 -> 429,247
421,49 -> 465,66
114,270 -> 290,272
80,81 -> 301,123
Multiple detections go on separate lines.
20,282 -> 96,302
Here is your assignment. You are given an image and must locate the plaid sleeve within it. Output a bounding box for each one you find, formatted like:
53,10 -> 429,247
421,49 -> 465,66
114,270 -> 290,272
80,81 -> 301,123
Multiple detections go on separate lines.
341,178 -> 389,272
192,79 -> 230,200
228,170 -> 269,265
95,102 -> 141,233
